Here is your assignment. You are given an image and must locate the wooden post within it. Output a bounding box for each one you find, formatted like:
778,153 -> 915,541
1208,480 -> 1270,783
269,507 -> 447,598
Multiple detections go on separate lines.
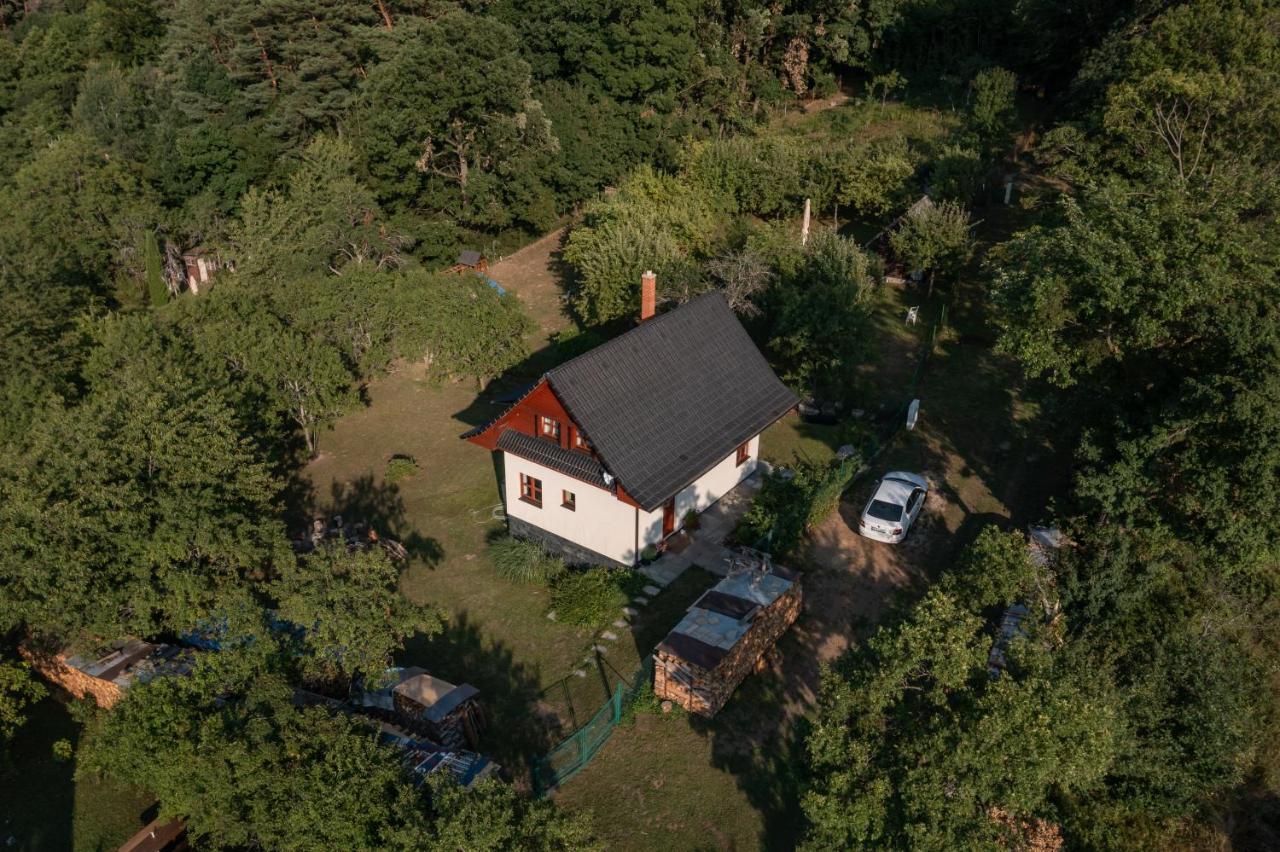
801,197 -> 811,245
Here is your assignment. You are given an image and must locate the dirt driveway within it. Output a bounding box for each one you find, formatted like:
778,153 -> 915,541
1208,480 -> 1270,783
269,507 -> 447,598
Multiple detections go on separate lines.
488,227 -> 572,342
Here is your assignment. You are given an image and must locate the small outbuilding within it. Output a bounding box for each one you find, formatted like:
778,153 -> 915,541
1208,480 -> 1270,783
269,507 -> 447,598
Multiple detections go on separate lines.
179,247 -> 232,294
448,249 -> 489,273
358,667 -> 487,751
654,551 -> 802,717
378,723 -> 500,789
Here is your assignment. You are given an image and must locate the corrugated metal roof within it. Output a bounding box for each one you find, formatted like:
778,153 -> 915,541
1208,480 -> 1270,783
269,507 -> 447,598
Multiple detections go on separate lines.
713,570 -> 792,608
670,607 -> 750,652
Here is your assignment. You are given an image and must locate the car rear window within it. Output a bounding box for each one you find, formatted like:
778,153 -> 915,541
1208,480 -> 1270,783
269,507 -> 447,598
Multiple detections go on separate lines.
866,500 -> 903,522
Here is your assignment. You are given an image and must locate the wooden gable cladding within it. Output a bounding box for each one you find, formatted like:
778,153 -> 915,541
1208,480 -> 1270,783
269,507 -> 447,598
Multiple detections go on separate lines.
465,379 -> 588,454
464,379 -> 644,506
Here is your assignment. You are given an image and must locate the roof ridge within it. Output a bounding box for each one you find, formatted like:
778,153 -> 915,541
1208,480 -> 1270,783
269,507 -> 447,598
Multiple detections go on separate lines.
546,291 -> 728,381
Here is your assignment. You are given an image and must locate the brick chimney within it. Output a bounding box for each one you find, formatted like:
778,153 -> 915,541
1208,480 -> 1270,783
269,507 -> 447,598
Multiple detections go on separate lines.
640,270 -> 656,322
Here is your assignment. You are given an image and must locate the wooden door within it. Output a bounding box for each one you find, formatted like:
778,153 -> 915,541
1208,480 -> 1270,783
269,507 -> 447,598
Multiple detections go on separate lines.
662,498 -> 676,537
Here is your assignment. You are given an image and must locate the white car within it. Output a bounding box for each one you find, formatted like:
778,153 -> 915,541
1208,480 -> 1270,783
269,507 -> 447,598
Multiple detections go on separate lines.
858,471 -> 929,543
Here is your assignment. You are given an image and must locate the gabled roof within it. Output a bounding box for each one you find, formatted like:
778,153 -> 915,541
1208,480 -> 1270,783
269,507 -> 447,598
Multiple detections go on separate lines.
545,292 -> 796,510
464,292 -> 797,510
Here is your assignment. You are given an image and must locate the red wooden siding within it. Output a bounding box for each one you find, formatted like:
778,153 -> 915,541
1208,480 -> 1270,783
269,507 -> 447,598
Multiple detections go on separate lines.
465,380 -> 582,452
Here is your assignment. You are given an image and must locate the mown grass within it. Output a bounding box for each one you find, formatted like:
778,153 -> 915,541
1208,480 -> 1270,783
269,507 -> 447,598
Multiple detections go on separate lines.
0,697 -> 154,852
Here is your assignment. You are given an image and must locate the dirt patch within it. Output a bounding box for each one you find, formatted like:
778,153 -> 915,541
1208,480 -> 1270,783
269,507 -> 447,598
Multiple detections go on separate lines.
488,227 -> 572,341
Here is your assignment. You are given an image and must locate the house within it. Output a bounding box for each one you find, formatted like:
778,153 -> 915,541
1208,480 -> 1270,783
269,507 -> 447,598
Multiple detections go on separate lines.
654,549 -> 802,717
463,272 -> 798,567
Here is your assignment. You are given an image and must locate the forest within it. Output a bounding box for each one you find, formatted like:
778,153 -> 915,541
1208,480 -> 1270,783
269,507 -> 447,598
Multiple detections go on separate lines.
1,0 -> 1278,849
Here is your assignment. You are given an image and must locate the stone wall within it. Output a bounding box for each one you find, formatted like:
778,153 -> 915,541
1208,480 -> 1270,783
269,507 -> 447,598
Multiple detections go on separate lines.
20,645 -> 123,708
654,578 -> 803,717
507,516 -> 628,569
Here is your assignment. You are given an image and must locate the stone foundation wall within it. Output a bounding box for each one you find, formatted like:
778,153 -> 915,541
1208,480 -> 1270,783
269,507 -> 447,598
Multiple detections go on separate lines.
654,579 -> 803,717
507,516 -> 628,569
20,645 -> 123,708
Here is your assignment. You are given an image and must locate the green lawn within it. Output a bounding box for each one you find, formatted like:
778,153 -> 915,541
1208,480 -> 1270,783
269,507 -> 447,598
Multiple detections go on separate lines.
302,366 -> 723,768
297,98 -> 1056,848
0,697 -> 154,852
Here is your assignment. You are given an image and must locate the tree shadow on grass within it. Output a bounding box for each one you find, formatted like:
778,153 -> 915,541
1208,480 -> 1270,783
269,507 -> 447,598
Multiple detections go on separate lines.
287,473 -> 444,566
399,611 -> 555,785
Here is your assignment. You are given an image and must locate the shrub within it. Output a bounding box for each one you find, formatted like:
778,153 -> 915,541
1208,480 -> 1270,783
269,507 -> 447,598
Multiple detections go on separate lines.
549,567 -> 635,627
735,456 -> 861,557
620,681 -> 686,726
551,327 -> 608,362
52,738 -> 74,762
488,536 -> 566,584
384,455 -> 419,485
930,144 -> 984,202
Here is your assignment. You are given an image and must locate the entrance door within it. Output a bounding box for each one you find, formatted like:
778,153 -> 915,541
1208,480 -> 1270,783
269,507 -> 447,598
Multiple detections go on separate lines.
662,498 -> 676,537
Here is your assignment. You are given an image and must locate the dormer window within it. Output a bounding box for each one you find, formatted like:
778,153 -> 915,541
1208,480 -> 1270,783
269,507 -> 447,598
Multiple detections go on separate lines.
539,415 -> 561,442
574,429 -> 591,451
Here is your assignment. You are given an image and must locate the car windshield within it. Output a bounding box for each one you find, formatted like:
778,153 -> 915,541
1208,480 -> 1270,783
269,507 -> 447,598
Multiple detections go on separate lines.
866,500 -> 903,522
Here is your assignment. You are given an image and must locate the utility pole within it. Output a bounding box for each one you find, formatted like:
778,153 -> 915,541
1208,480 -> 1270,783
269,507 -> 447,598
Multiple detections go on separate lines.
801,197 -> 811,245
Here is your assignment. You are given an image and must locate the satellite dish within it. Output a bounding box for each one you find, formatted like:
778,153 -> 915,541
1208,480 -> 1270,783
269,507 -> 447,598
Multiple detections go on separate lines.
906,399 -> 921,431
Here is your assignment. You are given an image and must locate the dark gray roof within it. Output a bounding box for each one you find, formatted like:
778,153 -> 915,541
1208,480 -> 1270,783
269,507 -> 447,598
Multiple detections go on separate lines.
457,250 -> 482,266
496,430 -> 609,489
694,589 -> 759,620
546,293 -> 797,510
657,631 -> 728,672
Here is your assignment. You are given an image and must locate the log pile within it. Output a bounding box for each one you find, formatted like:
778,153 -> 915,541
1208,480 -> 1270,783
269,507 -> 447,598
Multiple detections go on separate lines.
21,639 -> 194,709
357,667 -> 487,751
654,551 -> 802,717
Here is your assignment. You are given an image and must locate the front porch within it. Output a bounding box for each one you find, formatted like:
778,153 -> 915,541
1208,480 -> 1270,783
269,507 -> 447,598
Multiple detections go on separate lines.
639,466 -> 769,587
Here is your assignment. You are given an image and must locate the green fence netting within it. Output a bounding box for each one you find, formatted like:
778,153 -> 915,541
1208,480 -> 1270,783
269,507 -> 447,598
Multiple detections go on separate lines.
531,657 -> 654,795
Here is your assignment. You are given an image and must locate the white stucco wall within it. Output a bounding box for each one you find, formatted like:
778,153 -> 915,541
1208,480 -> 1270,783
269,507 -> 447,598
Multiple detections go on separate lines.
643,433 -> 762,548
504,433 -> 762,564
502,453 -> 641,564
638,505 -> 665,552
673,434 -> 760,521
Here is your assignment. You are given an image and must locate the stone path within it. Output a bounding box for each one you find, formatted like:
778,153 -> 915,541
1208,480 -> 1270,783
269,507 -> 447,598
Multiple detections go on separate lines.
638,470 -> 765,587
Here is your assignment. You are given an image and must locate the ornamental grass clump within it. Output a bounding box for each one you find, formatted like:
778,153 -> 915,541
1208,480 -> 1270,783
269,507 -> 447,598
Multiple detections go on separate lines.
488,535 -> 566,584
